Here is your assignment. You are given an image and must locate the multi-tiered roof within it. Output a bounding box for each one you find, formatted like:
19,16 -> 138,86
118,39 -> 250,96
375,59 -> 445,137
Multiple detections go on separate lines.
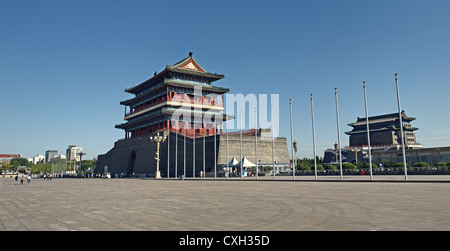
116,52 -> 233,139
346,111 -> 419,146
346,111 -> 417,135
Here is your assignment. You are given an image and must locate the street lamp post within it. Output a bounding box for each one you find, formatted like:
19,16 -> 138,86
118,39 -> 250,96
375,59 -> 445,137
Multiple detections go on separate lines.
78,151 -> 86,173
150,133 -> 167,179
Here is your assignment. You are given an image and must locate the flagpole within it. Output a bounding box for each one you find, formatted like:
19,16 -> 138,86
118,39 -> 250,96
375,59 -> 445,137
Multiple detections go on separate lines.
226,118 -> 229,179
363,81 -> 373,181
240,110 -> 243,179
289,99 -> 295,180
271,104 -> 275,180
167,130 -> 170,179
175,127 -> 178,179
311,94 -> 318,180
203,122 -> 205,179
214,118 -> 217,179
193,124 -> 195,179
335,88 -> 343,180
395,73 -> 408,180
255,106 -> 258,180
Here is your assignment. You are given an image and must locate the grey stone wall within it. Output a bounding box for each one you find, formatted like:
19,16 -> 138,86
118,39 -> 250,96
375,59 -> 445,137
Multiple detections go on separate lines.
96,131 -> 290,178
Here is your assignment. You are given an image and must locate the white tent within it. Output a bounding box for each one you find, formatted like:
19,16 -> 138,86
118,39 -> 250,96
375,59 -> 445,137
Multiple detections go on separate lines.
238,157 -> 256,167
225,157 -> 240,167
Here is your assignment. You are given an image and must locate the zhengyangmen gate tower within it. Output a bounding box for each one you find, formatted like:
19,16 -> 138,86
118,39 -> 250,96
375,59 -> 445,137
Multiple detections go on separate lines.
96,53 -> 289,177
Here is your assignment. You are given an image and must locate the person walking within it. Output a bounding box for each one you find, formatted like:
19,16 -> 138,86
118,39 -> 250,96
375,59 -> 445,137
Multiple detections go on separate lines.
20,175 -> 24,185
27,175 -> 31,184
14,175 -> 18,185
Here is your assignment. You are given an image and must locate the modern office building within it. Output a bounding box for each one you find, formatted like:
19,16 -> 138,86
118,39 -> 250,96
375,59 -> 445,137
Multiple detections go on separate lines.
45,150 -> 58,163
66,145 -> 82,162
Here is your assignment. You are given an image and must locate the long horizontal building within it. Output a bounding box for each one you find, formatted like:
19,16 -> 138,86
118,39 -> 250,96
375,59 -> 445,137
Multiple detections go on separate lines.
0,154 -> 21,163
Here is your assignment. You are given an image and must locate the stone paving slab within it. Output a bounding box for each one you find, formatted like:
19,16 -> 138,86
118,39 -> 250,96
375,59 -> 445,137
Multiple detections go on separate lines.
1,176 -> 450,231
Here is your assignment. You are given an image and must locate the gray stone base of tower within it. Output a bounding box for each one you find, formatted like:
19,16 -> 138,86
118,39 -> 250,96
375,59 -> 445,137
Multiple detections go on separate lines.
96,131 -> 290,178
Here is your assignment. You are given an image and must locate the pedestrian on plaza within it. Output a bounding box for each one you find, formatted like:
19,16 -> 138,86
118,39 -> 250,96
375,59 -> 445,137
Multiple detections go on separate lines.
27,175 -> 31,184
20,175 -> 24,185
14,175 -> 18,185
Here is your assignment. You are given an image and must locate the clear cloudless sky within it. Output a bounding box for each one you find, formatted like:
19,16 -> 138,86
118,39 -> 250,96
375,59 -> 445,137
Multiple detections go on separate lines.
1,0 -> 450,160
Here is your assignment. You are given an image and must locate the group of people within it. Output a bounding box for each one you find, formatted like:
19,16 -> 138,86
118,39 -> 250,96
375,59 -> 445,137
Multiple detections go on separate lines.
41,173 -> 53,180
14,174 -> 31,185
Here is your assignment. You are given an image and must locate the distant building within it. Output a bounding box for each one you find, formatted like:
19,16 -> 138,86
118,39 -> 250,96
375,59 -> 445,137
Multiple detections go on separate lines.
0,154 -> 21,163
32,154 -> 45,165
45,150 -> 58,163
66,145 -> 82,162
372,146 -> 450,167
53,154 -> 66,160
324,111 -> 423,165
345,111 -> 419,147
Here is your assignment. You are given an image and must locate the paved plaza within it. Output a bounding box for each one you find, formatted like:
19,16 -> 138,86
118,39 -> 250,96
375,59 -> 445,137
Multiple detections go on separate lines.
1,175 -> 450,231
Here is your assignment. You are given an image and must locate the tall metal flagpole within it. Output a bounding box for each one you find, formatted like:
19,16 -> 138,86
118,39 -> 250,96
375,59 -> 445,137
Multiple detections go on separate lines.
193,125 -> 195,178
175,127 -> 178,179
363,81 -> 373,181
224,95 -> 228,179
289,99 -> 295,180
335,88 -> 343,180
255,107 -> 258,180
203,123 -> 206,179
271,104 -> 275,180
395,73 -> 408,180
214,118 -> 217,179
226,118 -> 229,179
240,110 -> 243,179
311,94 -> 318,180
167,131 -> 170,178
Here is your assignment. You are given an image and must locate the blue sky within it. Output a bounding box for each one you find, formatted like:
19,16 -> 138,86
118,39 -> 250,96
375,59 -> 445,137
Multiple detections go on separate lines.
1,0 -> 450,160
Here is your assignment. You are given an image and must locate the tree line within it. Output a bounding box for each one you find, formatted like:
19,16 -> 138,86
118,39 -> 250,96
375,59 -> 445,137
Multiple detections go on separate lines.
1,157 -> 97,174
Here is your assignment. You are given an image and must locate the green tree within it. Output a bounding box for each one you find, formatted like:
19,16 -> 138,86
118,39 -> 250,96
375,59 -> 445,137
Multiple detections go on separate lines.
1,161 -> 12,172
9,158 -> 31,171
392,162 -> 411,168
363,162 -> 378,169
342,163 -> 356,170
296,158 -> 314,171
326,164 -> 337,170
413,162 -> 430,167
31,163 -> 52,174
80,160 -> 97,172
316,164 -> 324,170
381,159 -> 394,167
